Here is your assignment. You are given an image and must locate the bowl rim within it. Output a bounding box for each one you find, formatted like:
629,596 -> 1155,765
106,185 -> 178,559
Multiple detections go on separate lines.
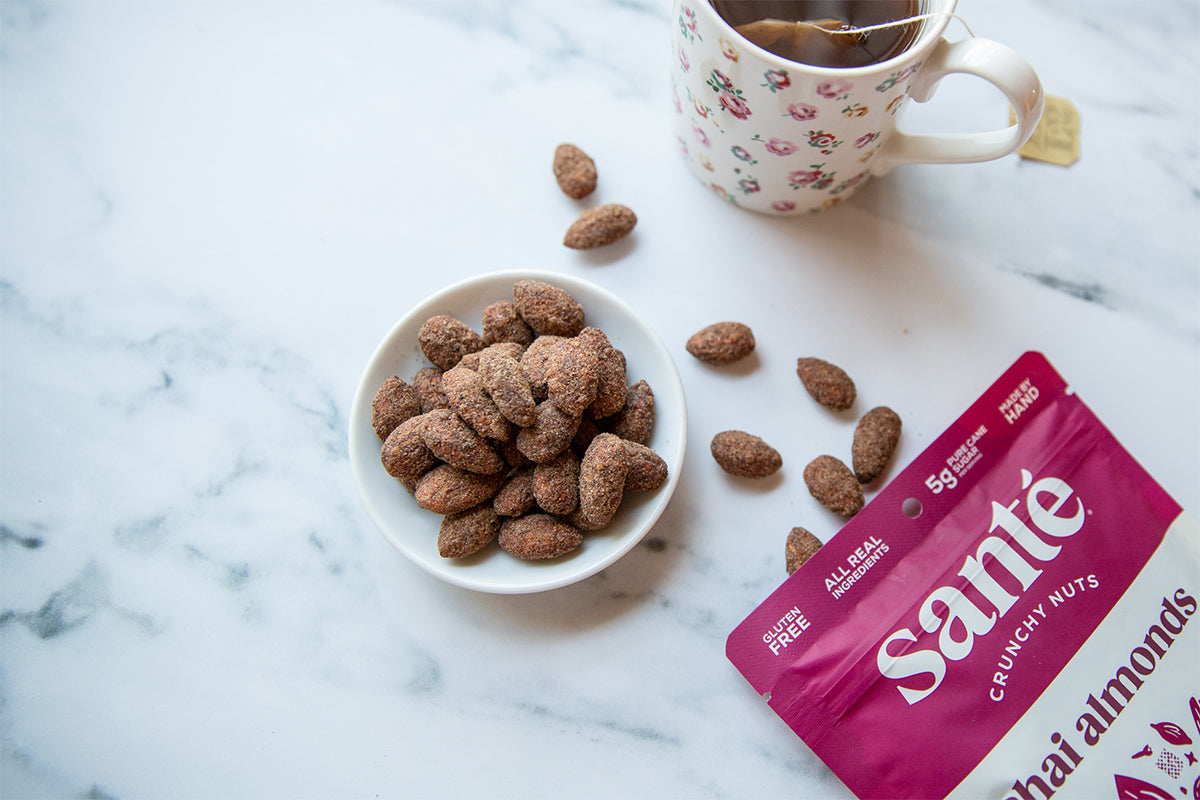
348,269 -> 687,594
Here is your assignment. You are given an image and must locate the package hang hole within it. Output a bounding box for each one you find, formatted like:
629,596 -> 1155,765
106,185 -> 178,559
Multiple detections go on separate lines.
901,497 -> 923,518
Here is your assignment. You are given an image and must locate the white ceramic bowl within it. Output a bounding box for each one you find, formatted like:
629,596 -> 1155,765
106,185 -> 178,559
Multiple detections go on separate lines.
349,270 -> 687,594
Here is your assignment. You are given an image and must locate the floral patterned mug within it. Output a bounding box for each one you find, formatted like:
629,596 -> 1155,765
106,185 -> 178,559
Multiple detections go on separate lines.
670,0 -> 1044,214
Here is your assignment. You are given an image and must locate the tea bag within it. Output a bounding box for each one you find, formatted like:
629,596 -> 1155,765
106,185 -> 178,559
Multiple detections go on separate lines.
735,17 -> 863,60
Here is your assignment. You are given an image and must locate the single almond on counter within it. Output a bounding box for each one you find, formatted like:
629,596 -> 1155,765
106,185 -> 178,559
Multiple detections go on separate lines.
563,203 -> 637,250
552,143 -> 598,199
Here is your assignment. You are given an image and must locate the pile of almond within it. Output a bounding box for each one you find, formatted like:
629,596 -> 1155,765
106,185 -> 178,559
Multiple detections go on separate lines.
373,279 -> 667,562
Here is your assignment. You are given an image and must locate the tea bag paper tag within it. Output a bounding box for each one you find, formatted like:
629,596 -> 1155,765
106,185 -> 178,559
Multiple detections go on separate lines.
1010,95 -> 1080,166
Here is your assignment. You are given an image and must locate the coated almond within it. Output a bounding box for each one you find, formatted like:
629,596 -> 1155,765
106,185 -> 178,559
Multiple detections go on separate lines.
785,527 -> 823,574
796,357 -> 856,411
371,374 -> 421,440
608,379 -> 655,444
686,322 -> 755,365
438,504 -> 500,559
552,143 -> 598,199
414,464 -> 506,515
852,406 -> 902,484
710,430 -> 782,479
499,514 -> 583,560
803,455 -> 864,517
418,315 -> 484,371
563,203 -> 637,250
513,280 -> 585,337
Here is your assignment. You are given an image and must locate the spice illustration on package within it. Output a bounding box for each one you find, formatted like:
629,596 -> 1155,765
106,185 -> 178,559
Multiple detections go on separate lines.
727,352 -> 1200,799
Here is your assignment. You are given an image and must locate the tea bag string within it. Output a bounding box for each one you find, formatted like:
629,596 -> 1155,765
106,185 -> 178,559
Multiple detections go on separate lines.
801,12 -> 975,39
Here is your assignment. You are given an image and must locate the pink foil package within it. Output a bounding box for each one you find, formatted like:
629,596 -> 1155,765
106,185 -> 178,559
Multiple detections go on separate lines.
727,352 -> 1200,799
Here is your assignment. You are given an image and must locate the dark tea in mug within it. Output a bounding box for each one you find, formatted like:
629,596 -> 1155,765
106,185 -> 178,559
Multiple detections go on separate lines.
709,0 -> 923,68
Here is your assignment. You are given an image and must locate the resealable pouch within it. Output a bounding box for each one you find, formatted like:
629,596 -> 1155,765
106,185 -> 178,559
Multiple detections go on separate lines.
727,351 -> 1200,799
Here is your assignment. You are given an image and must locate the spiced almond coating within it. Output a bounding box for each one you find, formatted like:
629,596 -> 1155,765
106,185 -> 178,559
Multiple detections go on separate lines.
372,374 -> 421,440
533,449 -> 581,515
803,455 -> 864,517
852,406 -> 902,484
623,440 -> 668,492
563,204 -> 637,250
418,314 -> 485,371
546,336 -> 600,417
412,367 -> 451,413
481,300 -> 535,347
552,143 -> 598,199
499,514 -> 583,560
513,280 -> 585,337
686,322 -> 756,365
438,504 -> 501,559
710,430 -> 782,478
478,347 -> 537,427
607,379 -> 655,444
414,464 -> 506,515
520,335 -> 565,401
493,465 -> 537,517
420,408 -> 505,475
442,364 -> 512,441
577,433 -> 630,529
578,327 -> 627,419
460,341 -> 524,372
785,527 -> 823,574
796,357 -> 856,411
515,401 -> 580,464
380,414 -> 438,490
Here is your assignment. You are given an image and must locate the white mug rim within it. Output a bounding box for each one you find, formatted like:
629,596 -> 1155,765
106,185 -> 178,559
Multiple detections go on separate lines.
694,0 -> 959,78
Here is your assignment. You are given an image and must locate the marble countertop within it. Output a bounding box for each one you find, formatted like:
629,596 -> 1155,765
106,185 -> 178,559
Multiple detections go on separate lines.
2,1 -> 1197,797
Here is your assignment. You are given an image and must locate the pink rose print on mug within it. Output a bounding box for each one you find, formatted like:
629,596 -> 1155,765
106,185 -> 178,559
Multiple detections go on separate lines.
785,102 -> 819,122
855,132 -> 880,149
693,126 -> 711,148
806,130 -> 842,154
707,69 -> 752,120
707,68 -> 733,92
753,134 -> 799,156
772,200 -> 797,213
677,45 -> 690,73
762,69 -> 790,92
816,78 -> 853,101
738,177 -> 761,195
788,165 -> 835,191
720,91 -> 752,120
679,6 -> 700,43
832,170 -> 870,195
876,63 -> 920,93
731,145 -> 757,165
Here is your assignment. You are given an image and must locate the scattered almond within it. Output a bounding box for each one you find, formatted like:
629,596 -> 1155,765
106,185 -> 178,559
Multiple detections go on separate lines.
563,203 -> 637,250
803,454 -> 864,517
852,406 -> 902,484
710,430 -> 782,478
785,527 -> 823,574
686,322 -> 756,365
796,357 -> 856,411
552,143 -> 598,199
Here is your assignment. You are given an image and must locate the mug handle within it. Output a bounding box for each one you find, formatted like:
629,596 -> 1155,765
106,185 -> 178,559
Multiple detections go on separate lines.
871,37 -> 1045,175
